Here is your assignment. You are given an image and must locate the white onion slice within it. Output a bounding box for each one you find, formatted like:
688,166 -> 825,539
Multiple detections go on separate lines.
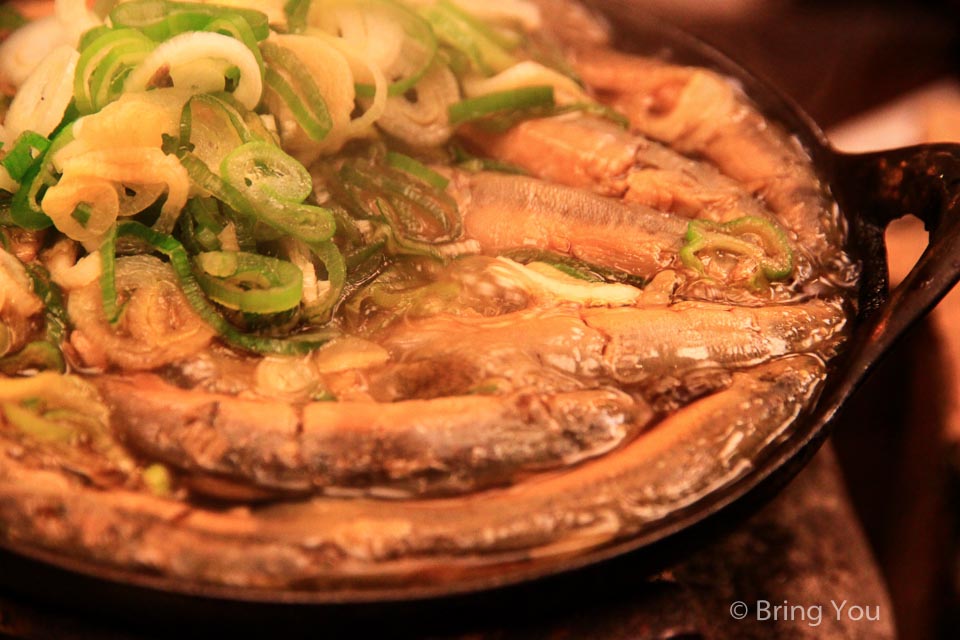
255,356 -> 321,402
0,165 -> 16,194
61,89 -> 189,165
5,45 -> 79,140
49,251 -> 103,291
42,147 -> 190,245
0,17 -> 69,89
263,34 -> 357,163
41,176 -> 120,246
0,248 -> 42,319
54,0 -> 101,46
319,35 -> 388,137
377,64 -> 458,147
309,1 -> 406,76
68,255 -> 216,371
124,32 -> 263,109
462,61 -> 587,105
486,257 -> 641,306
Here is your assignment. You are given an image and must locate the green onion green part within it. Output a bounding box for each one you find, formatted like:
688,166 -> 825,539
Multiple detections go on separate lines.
11,125 -> 76,230
448,85 -> 554,126
99,225 -> 120,324
110,0 -> 270,42
194,250 -> 304,314
385,152 -> 449,190
1,131 -> 50,183
117,221 -> 334,355
680,216 -> 795,287
261,41 -> 333,142
420,0 -> 515,76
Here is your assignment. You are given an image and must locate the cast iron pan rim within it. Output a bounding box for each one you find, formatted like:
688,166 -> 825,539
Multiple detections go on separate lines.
0,5 -> 937,607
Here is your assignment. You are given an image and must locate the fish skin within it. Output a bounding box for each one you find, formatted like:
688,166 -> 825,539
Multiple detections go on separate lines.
569,47 -> 855,284
0,356 -> 824,589
455,172 -> 687,278
460,114 -> 782,227
96,373 -> 650,498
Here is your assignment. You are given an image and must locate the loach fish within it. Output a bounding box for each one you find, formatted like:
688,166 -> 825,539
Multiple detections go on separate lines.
453,171 -> 688,278
92,292 -> 843,503
95,373 -> 651,499
459,113 -> 785,227
377,299 -> 846,390
0,355 -> 825,589
567,47 -> 856,285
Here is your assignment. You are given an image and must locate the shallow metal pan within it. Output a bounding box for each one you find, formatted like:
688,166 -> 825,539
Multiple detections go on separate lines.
2,0 -> 960,625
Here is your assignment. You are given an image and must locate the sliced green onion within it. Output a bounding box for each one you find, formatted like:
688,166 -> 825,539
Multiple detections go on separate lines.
331,0 -> 438,98
449,142 -> 527,175
117,221 -> 334,354
74,28 -> 156,115
205,13 -> 265,76
142,463 -> 173,496
99,225 -> 120,324
0,342 -> 64,375
448,85 -> 554,126
338,159 -> 460,245
77,25 -> 111,52
284,0 -> 311,34
221,139 -> 311,201
179,151 -> 255,217
1,131 -> 50,183
179,197 -> 227,253
260,42 -> 333,142
1,402 -> 75,443
71,204 -> 92,227
177,152 -> 265,252
220,141 -> 336,243
306,240 -> 346,323
11,125 -> 76,230
564,101 -> 630,129
385,152 -> 449,190
180,93 -> 257,169
110,0 -> 270,42
194,251 -> 303,314
28,265 -> 68,351
680,216 -> 794,287
0,265 -> 67,374
420,0 -> 515,76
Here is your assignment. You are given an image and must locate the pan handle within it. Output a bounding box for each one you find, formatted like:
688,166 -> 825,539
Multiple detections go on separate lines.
826,144 -> 960,401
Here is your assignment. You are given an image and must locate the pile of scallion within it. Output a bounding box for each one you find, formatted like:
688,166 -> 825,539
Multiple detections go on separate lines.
0,0 -> 605,362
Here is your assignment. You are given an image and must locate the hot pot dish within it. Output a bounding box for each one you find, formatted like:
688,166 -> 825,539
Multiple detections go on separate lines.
0,0 -> 858,594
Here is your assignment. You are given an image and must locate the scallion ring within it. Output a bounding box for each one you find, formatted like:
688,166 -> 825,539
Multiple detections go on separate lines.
74,28 -> 156,115
260,41 -> 333,143
117,221 -> 332,355
194,251 -> 303,314
220,141 -> 336,243
109,0 -> 270,42
1,131 -> 50,183
680,216 -> 795,287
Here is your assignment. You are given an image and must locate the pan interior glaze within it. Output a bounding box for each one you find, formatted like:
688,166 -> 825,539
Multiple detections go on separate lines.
3,0 -> 960,604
